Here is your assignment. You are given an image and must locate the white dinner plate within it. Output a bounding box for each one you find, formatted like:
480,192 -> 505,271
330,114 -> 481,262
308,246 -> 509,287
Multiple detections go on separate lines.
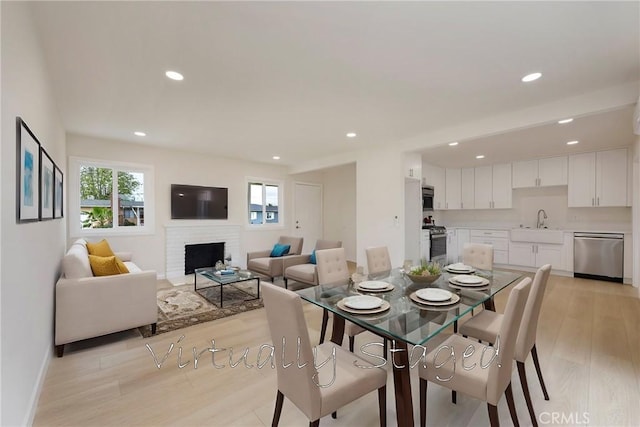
452,275 -> 484,285
415,288 -> 453,302
358,280 -> 390,290
342,295 -> 384,310
446,264 -> 475,273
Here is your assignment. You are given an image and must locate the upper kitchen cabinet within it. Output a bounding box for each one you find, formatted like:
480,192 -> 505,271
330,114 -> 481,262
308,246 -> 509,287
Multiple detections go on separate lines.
568,148 -> 628,207
445,168 -> 461,210
474,163 -> 512,209
404,152 -> 422,180
423,163 -> 445,209
512,156 -> 567,188
461,167 -> 475,209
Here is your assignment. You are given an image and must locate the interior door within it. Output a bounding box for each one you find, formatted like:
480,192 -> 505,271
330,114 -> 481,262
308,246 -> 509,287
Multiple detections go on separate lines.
293,183 -> 323,254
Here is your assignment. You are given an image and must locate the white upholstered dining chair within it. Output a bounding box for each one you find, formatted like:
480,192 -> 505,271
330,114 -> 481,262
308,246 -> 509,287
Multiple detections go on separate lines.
262,282 -> 387,427
462,242 -> 494,270
418,277 -> 532,427
459,264 -> 552,426
366,246 -> 392,276
315,248 -> 366,352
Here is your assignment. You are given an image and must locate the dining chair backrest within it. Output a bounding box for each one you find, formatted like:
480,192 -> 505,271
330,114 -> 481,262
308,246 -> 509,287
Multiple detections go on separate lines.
316,247 -> 350,285
486,277 -> 531,405
366,246 -> 392,275
463,243 -> 494,270
515,264 -> 551,361
261,282 -> 322,420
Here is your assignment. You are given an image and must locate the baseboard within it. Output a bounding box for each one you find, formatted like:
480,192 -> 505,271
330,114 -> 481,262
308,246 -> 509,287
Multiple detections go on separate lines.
23,342 -> 52,426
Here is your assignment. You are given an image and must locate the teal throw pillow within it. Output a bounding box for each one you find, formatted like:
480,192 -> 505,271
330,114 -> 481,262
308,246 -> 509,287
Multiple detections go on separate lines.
270,243 -> 291,257
309,249 -> 317,264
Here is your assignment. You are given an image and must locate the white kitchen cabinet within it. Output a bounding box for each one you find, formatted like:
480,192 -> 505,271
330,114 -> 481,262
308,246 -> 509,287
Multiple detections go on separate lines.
508,241 -> 563,268
512,156 -> 567,188
423,163 -> 445,209
461,168 -> 475,209
446,228 -> 458,264
457,229 -> 470,260
568,149 -> 627,207
404,152 -> 422,180
474,164 -> 512,209
445,168 -> 461,210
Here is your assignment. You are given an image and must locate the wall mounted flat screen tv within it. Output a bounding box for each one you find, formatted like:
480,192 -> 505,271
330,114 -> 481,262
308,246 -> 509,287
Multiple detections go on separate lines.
171,184 -> 228,220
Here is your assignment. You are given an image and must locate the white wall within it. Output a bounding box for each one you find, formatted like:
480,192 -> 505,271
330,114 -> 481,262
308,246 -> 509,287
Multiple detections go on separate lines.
434,186 -> 632,232
321,163 -> 356,261
1,3 -> 67,425
66,134 -> 326,274
356,148 -> 405,271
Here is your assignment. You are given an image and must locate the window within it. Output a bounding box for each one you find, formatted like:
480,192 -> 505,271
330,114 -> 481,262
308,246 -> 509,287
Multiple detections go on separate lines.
247,179 -> 282,226
69,157 -> 154,236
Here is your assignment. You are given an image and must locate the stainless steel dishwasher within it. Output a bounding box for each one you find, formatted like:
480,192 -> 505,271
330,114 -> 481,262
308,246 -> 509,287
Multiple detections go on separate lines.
574,232 -> 624,283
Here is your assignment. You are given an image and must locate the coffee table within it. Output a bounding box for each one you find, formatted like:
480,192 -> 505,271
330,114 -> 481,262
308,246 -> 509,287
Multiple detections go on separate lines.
194,267 -> 260,308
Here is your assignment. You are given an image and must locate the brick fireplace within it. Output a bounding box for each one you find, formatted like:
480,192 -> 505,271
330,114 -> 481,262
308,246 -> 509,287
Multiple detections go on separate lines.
165,224 -> 240,285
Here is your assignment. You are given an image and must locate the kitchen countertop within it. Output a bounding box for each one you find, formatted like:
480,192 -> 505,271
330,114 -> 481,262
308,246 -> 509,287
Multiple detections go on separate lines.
443,224 -> 631,234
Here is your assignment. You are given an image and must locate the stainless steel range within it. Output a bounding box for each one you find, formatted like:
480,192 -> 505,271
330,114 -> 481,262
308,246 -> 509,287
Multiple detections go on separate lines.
421,225 -> 447,265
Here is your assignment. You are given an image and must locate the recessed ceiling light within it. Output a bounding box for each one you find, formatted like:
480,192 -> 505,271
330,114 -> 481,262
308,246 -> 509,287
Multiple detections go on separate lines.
566,140 -> 579,145
134,131 -> 146,137
521,72 -> 542,82
165,70 -> 184,81
448,142 -> 459,146
346,132 -> 357,138
272,156 -> 281,160
558,118 -> 573,124
476,155 -> 485,159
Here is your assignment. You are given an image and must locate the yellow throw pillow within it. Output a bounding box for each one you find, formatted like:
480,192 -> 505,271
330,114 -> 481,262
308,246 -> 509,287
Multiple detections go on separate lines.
115,257 -> 129,274
86,239 -> 115,257
88,255 -> 121,276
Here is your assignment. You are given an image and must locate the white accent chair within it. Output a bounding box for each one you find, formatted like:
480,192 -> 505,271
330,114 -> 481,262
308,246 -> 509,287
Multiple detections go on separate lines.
246,236 -> 304,282
262,282 -> 387,427
418,277 -> 532,427
366,246 -> 392,277
459,264 -> 552,426
282,239 -> 342,289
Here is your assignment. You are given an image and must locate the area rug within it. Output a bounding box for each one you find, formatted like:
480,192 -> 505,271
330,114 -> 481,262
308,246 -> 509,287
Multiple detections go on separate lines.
139,282 -> 263,337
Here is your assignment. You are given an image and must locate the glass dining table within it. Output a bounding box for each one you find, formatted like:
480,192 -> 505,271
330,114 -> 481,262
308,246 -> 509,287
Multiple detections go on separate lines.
296,268 -> 523,427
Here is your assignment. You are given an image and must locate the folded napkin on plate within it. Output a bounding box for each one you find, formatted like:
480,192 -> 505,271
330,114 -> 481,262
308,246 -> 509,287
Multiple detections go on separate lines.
448,262 -> 472,270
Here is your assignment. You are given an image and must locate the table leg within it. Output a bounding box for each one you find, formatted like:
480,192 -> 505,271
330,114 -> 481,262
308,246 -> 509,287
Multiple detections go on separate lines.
390,340 -> 414,427
329,314 -> 345,346
256,277 -> 260,299
220,282 -> 224,308
484,297 -> 496,311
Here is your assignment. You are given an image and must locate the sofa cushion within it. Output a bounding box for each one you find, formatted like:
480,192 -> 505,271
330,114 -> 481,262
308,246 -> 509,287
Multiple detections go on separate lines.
270,243 -> 291,257
309,249 -> 317,264
88,255 -> 124,276
63,242 -> 93,279
86,239 -> 115,257
248,257 -> 272,272
115,258 -> 130,273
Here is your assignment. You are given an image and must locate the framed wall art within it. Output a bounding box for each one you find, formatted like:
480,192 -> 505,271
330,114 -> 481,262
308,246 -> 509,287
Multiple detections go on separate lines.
40,148 -> 55,220
16,117 -> 41,223
54,165 -> 64,218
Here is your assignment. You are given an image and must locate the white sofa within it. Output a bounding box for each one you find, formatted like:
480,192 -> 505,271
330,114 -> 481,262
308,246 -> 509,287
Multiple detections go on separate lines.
55,239 -> 157,357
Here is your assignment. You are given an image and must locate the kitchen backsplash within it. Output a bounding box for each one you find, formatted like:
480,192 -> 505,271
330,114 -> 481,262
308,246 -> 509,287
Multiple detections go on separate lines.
427,186 -> 631,231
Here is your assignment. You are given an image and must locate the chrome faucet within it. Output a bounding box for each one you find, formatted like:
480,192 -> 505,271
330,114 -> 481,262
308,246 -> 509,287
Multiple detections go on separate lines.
536,209 -> 548,229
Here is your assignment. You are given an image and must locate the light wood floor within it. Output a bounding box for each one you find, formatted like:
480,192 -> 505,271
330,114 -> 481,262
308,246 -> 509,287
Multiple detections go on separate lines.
34,273 -> 640,426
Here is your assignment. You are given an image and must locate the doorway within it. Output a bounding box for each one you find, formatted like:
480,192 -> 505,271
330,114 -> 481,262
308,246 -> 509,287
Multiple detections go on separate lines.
293,182 -> 323,254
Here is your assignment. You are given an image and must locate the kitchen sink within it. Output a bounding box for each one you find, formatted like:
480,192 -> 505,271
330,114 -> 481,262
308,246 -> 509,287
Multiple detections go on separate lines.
510,228 -> 564,244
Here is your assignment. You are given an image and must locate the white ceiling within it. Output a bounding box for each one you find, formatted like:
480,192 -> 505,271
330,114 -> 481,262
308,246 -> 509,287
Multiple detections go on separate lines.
27,1 -> 640,168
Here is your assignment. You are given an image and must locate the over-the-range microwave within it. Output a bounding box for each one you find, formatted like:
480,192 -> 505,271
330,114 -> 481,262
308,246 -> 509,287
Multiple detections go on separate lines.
422,185 -> 434,211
